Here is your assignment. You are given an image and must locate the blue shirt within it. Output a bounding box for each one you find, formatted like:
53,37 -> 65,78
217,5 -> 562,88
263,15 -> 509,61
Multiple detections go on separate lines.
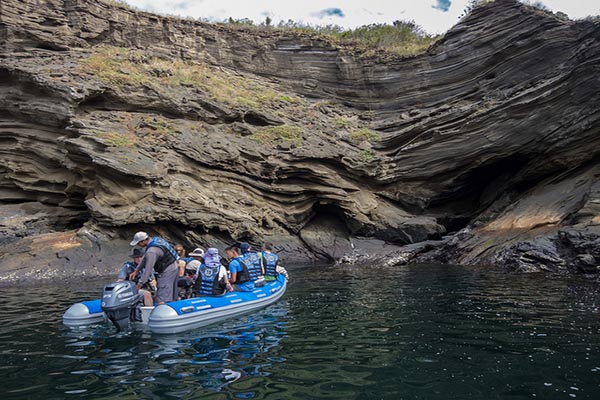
228,258 -> 255,291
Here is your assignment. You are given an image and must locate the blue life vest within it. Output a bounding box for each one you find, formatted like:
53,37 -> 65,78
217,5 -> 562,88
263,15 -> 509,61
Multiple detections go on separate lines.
194,264 -> 223,295
242,251 -> 262,281
231,256 -> 251,284
261,252 -> 278,277
146,237 -> 178,274
122,261 -> 155,289
120,261 -> 137,281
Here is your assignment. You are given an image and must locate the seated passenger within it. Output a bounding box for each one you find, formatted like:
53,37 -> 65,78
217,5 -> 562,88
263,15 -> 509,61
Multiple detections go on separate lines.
261,242 -> 279,280
178,247 -> 205,299
117,248 -> 154,306
174,244 -> 187,277
192,248 -> 233,296
117,248 -> 144,282
225,246 -> 255,292
239,242 -> 265,284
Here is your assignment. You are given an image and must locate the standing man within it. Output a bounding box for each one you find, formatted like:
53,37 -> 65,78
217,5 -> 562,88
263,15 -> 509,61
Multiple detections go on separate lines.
129,231 -> 179,304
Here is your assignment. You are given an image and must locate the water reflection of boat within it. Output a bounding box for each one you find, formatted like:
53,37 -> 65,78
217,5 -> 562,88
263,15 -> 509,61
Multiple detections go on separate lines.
63,275 -> 287,334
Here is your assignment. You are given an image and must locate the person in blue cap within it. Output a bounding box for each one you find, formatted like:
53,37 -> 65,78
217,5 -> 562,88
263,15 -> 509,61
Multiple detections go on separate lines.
239,242 -> 264,283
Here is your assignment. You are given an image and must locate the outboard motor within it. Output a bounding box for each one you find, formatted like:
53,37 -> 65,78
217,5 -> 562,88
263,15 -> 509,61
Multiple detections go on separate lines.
101,281 -> 144,331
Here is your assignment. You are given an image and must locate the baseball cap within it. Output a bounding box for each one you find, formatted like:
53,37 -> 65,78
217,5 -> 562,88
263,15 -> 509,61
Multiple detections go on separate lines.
130,231 -> 149,246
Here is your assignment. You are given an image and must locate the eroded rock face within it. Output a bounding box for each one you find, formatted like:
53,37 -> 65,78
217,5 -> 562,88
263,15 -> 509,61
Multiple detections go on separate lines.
0,0 -> 599,280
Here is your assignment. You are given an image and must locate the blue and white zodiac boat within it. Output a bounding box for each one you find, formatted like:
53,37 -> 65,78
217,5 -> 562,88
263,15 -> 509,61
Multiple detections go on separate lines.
63,275 -> 287,334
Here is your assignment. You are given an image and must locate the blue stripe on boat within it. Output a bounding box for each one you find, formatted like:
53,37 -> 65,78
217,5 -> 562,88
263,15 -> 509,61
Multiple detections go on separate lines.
81,299 -> 103,314
167,275 -> 285,316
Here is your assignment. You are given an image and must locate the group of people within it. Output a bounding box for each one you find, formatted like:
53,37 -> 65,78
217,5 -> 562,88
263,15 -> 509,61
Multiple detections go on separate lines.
116,231 -> 281,306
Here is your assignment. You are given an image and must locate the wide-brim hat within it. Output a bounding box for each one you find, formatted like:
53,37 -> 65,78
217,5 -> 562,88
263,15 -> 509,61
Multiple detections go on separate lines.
131,248 -> 145,258
189,247 -> 205,257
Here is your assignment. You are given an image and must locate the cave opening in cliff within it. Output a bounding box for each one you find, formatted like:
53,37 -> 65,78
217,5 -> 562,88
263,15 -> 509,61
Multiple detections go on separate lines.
298,203 -> 354,262
308,203 -> 352,232
427,155 -> 530,229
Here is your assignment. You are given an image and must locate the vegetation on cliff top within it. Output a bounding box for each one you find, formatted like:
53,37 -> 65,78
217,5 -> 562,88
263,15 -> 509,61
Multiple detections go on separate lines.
225,19 -> 439,57
98,1 -> 437,57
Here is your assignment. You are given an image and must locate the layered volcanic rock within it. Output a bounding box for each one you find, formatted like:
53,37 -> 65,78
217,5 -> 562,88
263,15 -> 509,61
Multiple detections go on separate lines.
0,0 -> 599,281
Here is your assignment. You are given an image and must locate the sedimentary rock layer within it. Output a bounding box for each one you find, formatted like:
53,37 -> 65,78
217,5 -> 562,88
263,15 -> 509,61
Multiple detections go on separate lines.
0,0 -> 598,280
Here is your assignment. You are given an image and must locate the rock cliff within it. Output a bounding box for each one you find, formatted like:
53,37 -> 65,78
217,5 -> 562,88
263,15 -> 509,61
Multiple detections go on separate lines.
0,0 -> 599,282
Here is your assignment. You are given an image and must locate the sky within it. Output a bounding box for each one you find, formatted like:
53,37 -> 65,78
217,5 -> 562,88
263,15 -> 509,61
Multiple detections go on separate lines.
122,0 -> 600,34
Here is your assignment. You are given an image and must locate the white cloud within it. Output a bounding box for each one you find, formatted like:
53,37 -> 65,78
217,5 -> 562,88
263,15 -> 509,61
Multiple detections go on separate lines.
122,0 -> 599,34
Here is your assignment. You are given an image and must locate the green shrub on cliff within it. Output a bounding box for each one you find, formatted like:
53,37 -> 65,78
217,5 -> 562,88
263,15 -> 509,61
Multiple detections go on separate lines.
325,21 -> 437,57
222,19 -> 439,57
96,131 -> 138,147
250,125 -> 303,147
359,149 -> 374,162
333,116 -> 352,129
350,128 -> 381,143
82,46 -> 303,110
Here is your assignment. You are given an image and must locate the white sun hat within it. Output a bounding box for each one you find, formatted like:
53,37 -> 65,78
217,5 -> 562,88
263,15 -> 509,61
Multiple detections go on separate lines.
189,248 -> 205,257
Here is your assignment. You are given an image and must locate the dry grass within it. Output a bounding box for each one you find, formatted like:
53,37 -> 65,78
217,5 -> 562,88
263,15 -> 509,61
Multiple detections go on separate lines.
349,128 -> 381,143
81,46 -> 304,110
96,131 -> 138,147
250,125 -> 303,147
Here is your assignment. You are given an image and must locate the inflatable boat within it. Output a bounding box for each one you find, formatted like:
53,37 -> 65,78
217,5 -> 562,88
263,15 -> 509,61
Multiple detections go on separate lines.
63,274 -> 287,334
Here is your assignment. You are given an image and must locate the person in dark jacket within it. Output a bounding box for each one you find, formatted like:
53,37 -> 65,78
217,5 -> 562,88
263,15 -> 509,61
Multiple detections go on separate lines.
117,247 -> 154,306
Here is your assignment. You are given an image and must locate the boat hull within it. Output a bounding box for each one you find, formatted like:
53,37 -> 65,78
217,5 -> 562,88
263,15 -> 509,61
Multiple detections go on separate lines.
63,300 -> 106,327
149,276 -> 287,334
62,275 -> 287,333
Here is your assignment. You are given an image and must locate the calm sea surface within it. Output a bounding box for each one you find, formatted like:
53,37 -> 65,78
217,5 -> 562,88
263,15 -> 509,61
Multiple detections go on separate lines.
1,264 -> 599,399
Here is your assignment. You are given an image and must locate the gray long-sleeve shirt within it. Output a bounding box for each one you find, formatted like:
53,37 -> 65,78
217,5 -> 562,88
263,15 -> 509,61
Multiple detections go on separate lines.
136,247 -> 164,285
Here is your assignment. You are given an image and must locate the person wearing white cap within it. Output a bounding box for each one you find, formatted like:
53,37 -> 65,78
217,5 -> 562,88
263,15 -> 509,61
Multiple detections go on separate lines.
189,248 -> 205,258
129,231 -> 180,304
177,247 -> 205,299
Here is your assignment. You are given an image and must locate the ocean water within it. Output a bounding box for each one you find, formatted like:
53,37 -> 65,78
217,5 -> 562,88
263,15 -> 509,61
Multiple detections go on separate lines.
1,264 -> 599,399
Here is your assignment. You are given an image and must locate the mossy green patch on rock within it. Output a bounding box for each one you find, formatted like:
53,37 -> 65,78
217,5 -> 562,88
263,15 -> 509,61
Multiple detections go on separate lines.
81,46 -> 305,111
137,116 -> 174,135
333,116 -> 352,129
359,148 -> 374,162
350,128 -> 381,143
250,125 -> 303,147
96,131 -> 138,147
